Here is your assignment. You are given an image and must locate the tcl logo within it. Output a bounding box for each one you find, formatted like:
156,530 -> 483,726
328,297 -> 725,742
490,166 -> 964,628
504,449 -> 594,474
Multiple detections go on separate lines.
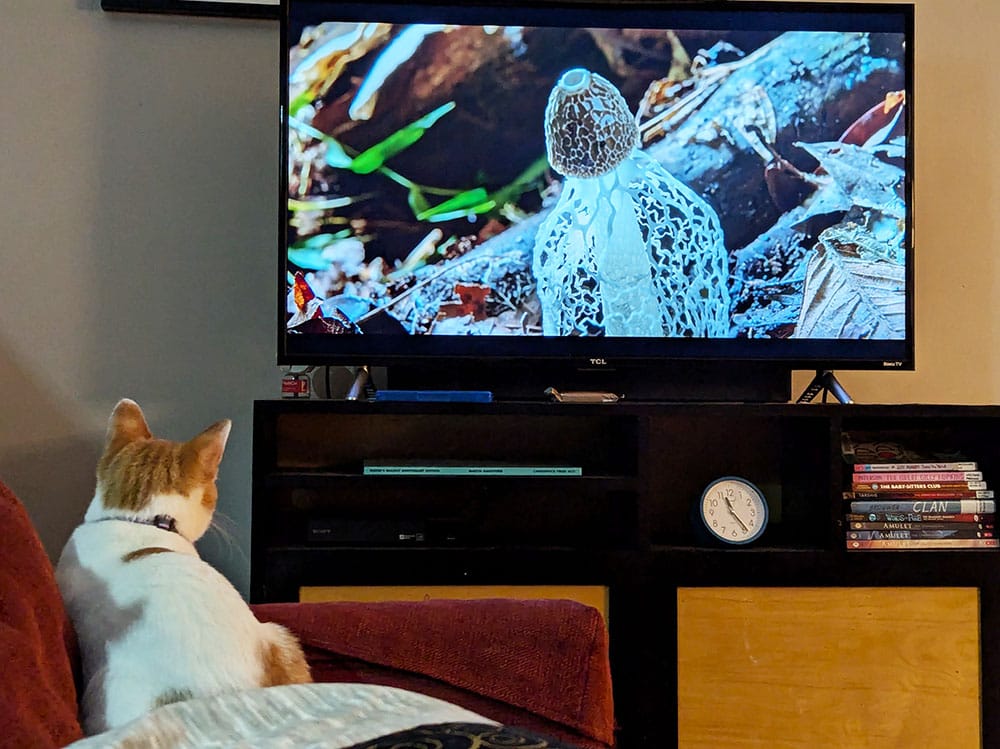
589,358 -> 608,366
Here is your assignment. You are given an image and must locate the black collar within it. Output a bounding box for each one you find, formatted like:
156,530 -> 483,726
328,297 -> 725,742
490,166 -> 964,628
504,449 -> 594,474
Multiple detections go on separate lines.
99,514 -> 180,535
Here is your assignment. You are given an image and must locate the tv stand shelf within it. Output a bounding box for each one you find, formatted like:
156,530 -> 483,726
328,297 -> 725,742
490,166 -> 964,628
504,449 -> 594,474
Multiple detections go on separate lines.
251,399 -> 1000,747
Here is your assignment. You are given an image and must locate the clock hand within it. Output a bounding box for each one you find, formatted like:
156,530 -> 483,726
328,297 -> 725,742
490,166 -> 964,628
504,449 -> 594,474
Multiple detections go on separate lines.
723,495 -> 750,532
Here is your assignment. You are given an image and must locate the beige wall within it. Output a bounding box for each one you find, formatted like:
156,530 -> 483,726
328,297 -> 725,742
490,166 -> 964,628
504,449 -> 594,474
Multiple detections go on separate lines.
0,0 -> 997,595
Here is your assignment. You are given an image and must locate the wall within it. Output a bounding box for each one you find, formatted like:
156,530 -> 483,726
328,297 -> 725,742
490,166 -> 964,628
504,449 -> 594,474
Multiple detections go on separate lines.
0,1 -> 278,595
0,0 -> 997,597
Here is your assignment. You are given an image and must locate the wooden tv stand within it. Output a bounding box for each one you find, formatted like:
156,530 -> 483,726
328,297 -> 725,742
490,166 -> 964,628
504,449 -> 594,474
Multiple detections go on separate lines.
251,399 -> 1000,748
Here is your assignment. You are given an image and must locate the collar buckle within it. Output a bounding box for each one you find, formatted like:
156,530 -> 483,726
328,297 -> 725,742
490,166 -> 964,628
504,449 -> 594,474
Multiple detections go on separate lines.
152,514 -> 178,533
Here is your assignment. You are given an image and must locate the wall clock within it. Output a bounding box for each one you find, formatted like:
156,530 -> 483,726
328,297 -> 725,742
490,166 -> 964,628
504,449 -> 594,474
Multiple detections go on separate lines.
697,476 -> 769,545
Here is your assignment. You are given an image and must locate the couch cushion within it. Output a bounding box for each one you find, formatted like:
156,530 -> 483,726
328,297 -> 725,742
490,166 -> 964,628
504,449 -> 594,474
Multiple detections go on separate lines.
253,598 -> 615,747
0,480 -> 84,747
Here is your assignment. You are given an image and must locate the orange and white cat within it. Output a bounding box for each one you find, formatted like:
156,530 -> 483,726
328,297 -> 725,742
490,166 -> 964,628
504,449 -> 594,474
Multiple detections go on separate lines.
56,399 -> 311,735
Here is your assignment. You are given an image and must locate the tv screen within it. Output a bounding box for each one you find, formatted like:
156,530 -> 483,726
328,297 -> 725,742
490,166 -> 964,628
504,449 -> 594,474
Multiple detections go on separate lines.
280,0 -> 914,398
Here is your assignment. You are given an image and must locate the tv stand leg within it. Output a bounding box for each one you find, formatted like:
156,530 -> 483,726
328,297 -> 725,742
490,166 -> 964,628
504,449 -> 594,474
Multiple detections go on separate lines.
345,365 -> 373,401
796,370 -> 854,404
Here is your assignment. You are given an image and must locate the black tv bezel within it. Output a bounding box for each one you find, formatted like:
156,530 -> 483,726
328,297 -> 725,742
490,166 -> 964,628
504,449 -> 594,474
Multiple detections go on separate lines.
277,0 -> 916,377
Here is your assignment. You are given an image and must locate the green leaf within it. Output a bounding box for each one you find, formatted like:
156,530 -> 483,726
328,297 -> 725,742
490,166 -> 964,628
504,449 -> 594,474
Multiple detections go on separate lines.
292,234 -> 339,250
288,195 -> 362,212
425,200 -> 496,223
288,234 -> 345,270
350,101 -> 456,175
288,117 -> 354,168
289,90 -> 315,118
407,185 -> 430,217
323,139 -> 354,169
416,187 -> 490,221
489,154 -> 550,207
287,248 -> 331,271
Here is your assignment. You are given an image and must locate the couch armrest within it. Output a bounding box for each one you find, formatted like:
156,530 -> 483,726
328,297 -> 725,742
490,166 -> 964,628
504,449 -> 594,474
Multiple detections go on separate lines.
252,598 -> 614,746
0,480 -> 84,748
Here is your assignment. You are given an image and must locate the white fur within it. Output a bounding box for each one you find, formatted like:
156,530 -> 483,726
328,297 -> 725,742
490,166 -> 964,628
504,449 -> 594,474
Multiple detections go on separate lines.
57,490 -> 300,735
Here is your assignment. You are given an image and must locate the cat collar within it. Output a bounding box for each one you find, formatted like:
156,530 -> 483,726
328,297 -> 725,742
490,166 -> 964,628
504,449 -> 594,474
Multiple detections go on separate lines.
99,514 -> 179,534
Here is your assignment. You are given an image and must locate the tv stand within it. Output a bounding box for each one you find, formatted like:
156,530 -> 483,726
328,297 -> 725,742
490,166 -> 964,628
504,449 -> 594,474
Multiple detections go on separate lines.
251,400 -> 1000,747
796,369 -> 854,404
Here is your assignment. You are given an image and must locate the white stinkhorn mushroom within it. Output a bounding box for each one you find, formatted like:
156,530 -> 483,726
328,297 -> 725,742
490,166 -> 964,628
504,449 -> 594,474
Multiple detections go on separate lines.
533,68 -> 731,337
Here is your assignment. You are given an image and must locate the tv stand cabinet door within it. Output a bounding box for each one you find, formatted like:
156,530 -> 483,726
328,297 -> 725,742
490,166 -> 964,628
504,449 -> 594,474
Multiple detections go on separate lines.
676,586 -> 980,748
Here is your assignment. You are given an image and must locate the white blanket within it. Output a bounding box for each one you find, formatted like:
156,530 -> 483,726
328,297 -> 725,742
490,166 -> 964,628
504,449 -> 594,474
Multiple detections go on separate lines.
66,683 -> 496,748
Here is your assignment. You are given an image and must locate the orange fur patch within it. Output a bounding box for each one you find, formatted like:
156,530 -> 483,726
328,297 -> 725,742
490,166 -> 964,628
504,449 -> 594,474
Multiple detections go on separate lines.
98,439 -> 196,512
97,400 -> 230,513
121,547 -> 173,563
152,689 -> 193,709
259,638 -> 312,687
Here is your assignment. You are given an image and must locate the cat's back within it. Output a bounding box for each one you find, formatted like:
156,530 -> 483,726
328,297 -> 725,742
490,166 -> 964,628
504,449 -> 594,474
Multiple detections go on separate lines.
57,520 -> 267,734
58,519 -> 243,611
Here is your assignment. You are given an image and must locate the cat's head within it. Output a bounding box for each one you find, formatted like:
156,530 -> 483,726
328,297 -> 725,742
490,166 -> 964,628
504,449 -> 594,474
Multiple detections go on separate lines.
84,399 -> 231,542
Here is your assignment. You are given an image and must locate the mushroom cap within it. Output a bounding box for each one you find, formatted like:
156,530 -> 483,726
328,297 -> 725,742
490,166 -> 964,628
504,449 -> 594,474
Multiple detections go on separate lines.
543,68 -> 640,178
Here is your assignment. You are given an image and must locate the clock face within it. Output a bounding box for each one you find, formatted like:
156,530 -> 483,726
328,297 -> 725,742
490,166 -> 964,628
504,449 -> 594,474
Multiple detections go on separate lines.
700,477 -> 768,545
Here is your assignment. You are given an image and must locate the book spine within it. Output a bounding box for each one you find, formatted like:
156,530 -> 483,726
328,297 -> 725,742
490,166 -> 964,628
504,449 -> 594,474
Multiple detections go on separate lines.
853,461 -> 978,472
844,490 -> 994,499
845,512 -> 993,523
851,471 -> 983,483
846,538 -> 999,550
848,521 -> 993,532
851,481 -> 988,492
847,529 -> 993,540
849,500 -> 996,513
363,466 -> 581,476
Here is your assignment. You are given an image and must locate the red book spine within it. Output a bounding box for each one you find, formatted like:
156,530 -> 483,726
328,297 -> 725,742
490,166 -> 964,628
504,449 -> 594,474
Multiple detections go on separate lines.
852,471 -> 982,483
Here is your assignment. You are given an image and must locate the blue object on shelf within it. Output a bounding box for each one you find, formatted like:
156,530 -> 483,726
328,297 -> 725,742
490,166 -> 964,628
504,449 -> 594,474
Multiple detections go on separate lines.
373,389 -> 494,403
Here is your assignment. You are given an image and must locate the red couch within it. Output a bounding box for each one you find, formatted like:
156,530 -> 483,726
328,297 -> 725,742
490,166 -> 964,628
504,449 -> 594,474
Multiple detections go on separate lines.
0,479 -> 614,748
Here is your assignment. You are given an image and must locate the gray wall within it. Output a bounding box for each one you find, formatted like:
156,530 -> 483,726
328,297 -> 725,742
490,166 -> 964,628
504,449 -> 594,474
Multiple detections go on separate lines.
2,0 -> 999,598
0,2 -> 282,596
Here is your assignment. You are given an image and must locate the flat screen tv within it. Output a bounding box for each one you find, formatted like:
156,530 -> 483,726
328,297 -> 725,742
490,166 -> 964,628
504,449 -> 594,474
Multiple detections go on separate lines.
280,0 -> 914,401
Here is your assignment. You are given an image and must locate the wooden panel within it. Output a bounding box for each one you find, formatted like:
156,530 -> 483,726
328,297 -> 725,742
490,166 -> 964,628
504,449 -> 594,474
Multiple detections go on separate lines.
301,584 -> 609,621
677,587 -> 980,749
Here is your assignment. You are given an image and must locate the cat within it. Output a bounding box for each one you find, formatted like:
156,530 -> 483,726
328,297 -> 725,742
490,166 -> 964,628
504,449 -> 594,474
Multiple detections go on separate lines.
56,399 -> 311,735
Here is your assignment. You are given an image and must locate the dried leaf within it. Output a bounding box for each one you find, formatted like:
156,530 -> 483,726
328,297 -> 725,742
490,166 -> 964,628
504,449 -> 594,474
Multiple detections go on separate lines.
292,272 -> 316,313
794,140 -> 905,219
839,91 -> 905,147
795,227 -> 905,339
436,283 -> 492,321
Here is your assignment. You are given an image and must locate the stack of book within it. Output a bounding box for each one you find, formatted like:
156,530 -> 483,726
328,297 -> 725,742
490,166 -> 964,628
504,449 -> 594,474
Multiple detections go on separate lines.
845,457 -> 996,551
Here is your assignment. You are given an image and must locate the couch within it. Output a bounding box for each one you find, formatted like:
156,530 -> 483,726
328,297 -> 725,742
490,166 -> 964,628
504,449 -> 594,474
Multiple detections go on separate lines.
0,479 -> 615,748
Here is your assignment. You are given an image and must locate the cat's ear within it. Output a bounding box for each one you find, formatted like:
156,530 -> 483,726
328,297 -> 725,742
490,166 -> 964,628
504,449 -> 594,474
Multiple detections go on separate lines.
184,419 -> 232,479
105,399 -> 152,454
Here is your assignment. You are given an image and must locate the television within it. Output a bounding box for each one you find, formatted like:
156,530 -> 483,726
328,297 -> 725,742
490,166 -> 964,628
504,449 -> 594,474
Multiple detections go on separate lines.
279,0 -> 914,402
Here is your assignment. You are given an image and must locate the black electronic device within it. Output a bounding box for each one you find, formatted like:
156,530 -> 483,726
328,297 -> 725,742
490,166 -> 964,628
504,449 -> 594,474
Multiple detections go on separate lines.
280,0 -> 914,402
